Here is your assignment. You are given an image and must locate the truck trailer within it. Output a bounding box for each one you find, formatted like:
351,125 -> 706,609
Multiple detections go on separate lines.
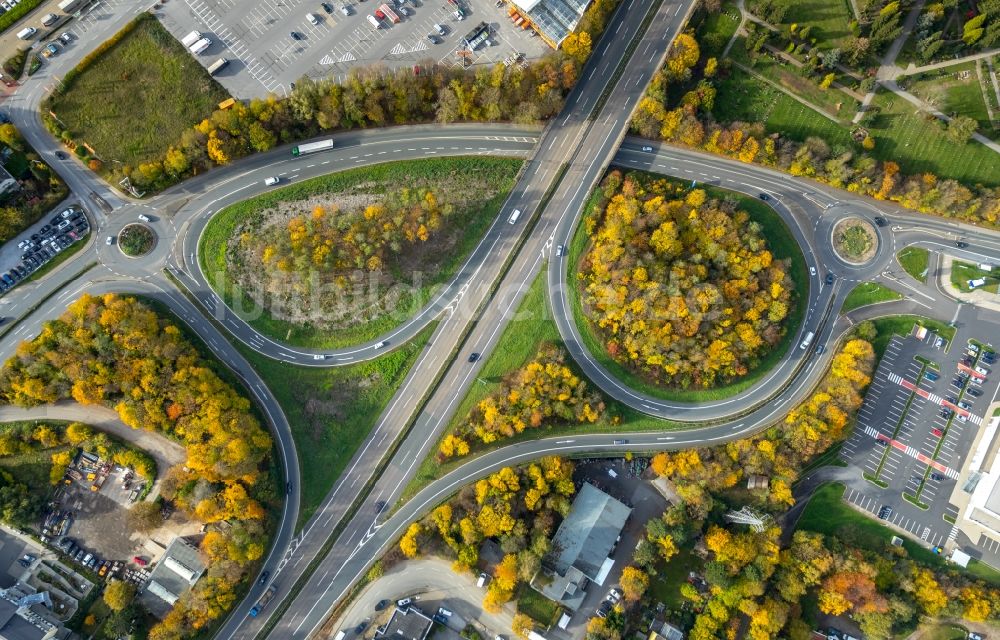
291,139 -> 334,156
181,30 -> 202,47
379,3 -> 400,22
207,57 -> 228,75
249,586 -> 276,616
189,37 -> 212,55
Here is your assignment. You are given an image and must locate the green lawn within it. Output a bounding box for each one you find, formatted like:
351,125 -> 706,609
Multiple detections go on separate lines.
728,39 -> 859,122
199,156 -> 522,349
897,247 -> 929,283
867,89 -> 1000,187
798,483 -> 1000,585
695,2 -> 740,58
713,68 -> 855,146
950,260 -> 1000,293
567,172 -> 808,403
46,13 -> 229,172
907,63 -> 993,134
779,0 -> 855,50
868,316 -> 956,360
918,624 -> 969,640
516,585 -> 562,626
648,544 -> 702,609
841,282 -> 903,313
234,324 -> 436,528
0,441 -> 64,489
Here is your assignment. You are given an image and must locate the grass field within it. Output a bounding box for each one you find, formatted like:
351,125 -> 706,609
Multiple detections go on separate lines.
713,68 -> 855,146
897,247 -> 929,283
950,260 -> 1000,293
47,14 -> 228,171
516,585 -> 562,626
648,543 -> 702,609
728,40 -> 859,122
907,63 -> 993,134
867,89 -> 1000,187
0,435 -> 65,489
797,482 -> 1000,585
567,172 -> 808,402
778,0 -> 855,50
200,156 -> 522,349
918,624 -> 969,640
695,2 -> 740,58
841,282 -> 903,313
234,323 -> 435,528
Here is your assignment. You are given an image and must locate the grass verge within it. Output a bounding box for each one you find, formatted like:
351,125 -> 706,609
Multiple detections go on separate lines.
841,282 -> 903,313
566,171 -> 808,403
867,315 -> 955,361
797,482 -> 1000,585
897,247 -> 929,283
950,260 -> 1000,293
199,156 -> 522,349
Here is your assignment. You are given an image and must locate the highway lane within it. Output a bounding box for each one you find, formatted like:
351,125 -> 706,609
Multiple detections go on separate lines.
240,2 -> 702,638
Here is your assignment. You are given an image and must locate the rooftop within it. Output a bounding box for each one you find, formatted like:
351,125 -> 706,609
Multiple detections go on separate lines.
510,0 -> 591,47
548,482 -> 631,581
375,606 -> 433,640
143,537 -> 206,615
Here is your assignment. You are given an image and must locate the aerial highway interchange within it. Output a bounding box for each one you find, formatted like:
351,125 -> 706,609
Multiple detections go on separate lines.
1,0 -> 1000,638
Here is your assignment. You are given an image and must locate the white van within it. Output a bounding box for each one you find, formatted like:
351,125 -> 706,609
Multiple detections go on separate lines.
476,572 -> 488,588
306,12 -> 319,24
507,208 -> 521,224
181,30 -> 202,47
264,176 -> 280,186
969,278 -> 986,289
367,14 -> 381,28
17,27 -> 36,39
41,12 -> 58,25
189,37 -> 212,54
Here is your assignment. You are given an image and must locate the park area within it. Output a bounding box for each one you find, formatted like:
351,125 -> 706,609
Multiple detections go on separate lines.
44,13 -> 228,176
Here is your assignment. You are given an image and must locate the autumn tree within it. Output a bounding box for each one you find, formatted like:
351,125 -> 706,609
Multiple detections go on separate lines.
103,580 -> 136,612
400,523 -> 423,558
619,566 -> 649,601
512,613 -> 534,638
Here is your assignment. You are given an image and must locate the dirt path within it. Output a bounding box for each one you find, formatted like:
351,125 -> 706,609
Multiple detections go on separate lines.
0,402 -> 186,476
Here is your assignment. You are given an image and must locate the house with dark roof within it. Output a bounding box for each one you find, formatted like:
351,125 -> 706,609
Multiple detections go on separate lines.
531,482 -> 631,610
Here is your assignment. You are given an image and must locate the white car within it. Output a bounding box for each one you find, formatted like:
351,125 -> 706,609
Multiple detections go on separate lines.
306,12 -> 320,24
809,266 -> 817,276
264,176 -> 280,186
374,341 -> 386,349
138,214 -> 150,222
105,236 -> 114,245
312,354 -> 326,361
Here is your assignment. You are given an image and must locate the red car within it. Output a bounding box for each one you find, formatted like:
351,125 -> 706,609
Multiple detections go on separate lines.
374,8 -> 386,18
931,428 -> 943,437
133,556 -> 147,566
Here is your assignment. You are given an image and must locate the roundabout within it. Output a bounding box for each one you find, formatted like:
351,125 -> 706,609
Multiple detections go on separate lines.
116,223 -> 156,258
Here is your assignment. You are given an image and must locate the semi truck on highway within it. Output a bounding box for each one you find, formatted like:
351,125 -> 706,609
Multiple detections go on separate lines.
291,139 -> 334,156
249,586 -> 276,617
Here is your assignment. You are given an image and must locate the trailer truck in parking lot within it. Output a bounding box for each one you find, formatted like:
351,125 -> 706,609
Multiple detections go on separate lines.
291,139 -> 334,156
379,3 -> 400,22
189,37 -> 212,54
181,30 -> 202,47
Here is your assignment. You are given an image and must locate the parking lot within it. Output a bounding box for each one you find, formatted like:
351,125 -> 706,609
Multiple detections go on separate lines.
158,0 -> 549,96
839,321 -> 1000,551
0,205 -> 90,296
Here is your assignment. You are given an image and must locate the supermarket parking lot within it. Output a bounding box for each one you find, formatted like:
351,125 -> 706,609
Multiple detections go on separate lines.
160,0 -> 549,97
839,320 -> 1000,553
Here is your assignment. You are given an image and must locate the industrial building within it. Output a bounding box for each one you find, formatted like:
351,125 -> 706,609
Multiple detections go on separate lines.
506,0 -> 593,49
531,482 -> 631,610
142,537 -> 206,617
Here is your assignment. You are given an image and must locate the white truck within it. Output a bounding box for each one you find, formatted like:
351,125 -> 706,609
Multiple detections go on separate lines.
367,14 -> 381,28
799,331 -> 815,350
181,30 -> 202,47
189,37 -> 212,55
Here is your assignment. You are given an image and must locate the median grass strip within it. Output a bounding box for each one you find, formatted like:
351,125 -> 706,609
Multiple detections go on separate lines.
565,171 -> 808,403
870,360 -> 927,482
841,282 -> 903,313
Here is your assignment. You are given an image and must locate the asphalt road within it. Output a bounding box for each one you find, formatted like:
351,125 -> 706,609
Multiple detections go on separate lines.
2,0 -> 1000,638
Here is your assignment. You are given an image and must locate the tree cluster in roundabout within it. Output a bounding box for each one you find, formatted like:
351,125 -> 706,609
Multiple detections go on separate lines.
397,457 -> 576,614
117,223 -> 156,257
0,294 -> 276,640
439,344 -> 606,458
578,170 -> 794,389
202,157 -> 521,346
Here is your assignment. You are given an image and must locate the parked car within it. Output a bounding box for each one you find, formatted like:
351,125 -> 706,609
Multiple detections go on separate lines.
878,505 -> 892,520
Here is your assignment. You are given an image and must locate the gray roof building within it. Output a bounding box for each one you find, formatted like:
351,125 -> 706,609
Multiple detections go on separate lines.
143,537 -> 206,617
0,589 -> 63,640
532,482 -> 631,610
375,606 -> 433,640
